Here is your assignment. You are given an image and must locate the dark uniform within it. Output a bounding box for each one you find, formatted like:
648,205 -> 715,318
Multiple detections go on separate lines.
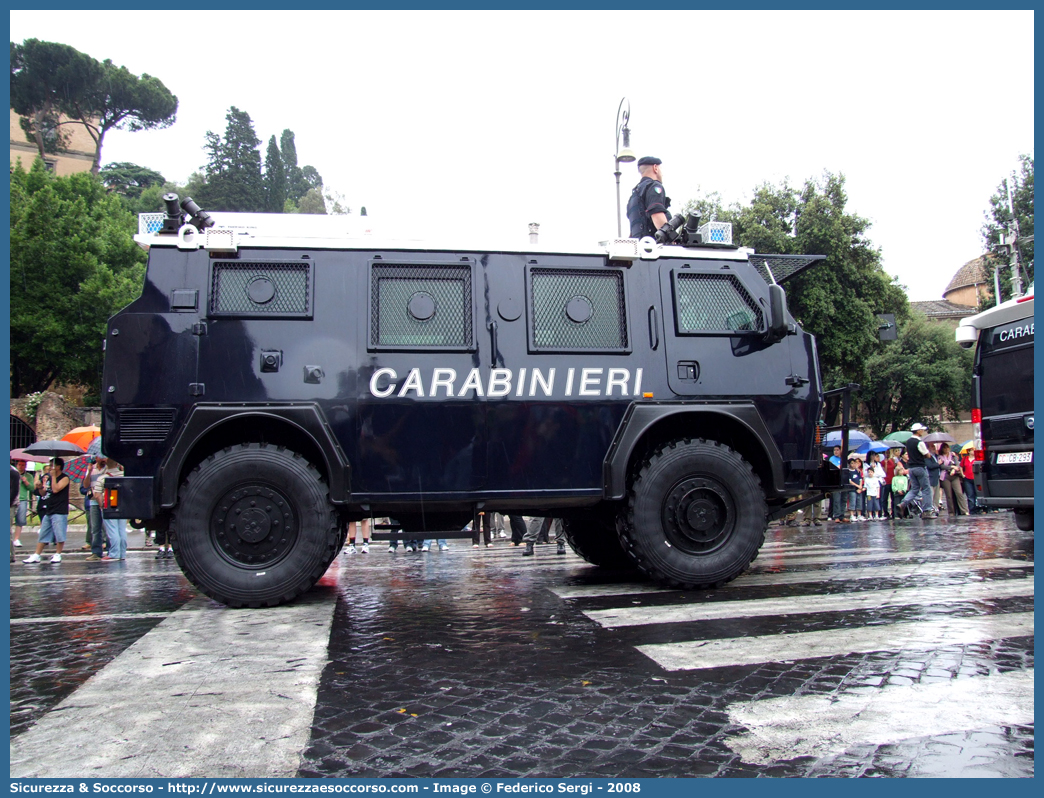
626,157 -> 670,238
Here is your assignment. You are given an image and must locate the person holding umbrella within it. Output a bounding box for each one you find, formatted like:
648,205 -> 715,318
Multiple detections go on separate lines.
63,436 -> 104,553
24,458 -> 71,563
896,423 -> 937,519
83,455 -> 108,561
937,442 -> 969,516
925,442 -> 942,511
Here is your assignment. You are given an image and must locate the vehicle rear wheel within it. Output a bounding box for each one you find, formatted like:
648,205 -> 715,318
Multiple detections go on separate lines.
171,443 -> 339,608
1014,508 -> 1034,532
562,506 -> 635,569
621,438 -> 766,589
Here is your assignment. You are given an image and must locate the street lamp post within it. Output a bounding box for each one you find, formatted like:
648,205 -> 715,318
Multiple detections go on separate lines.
614,97 -> 636,237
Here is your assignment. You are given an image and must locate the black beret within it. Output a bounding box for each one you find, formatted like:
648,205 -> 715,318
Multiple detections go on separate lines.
637,156 -> 661,166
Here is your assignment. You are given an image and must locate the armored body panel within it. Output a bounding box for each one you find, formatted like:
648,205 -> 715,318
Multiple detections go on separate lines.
101,212 -> 828,606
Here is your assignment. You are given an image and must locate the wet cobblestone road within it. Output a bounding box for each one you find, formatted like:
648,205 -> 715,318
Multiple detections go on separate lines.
8,513 -> 1034,778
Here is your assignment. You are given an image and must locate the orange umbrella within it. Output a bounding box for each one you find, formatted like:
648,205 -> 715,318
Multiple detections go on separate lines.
61,426 -> 101,451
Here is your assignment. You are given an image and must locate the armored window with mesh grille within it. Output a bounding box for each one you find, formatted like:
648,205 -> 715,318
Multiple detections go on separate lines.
528,268 -> 628,352
674,273 -> 764,333
210,262 -> 312,319
370,264 -> 474,350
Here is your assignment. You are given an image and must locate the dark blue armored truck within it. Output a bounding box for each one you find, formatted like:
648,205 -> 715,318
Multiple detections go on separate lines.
101,199 -> 838,607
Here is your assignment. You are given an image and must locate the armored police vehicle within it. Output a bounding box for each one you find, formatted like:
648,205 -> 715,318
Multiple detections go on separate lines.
956,286 -> 1034,531
100,197 -> 843,607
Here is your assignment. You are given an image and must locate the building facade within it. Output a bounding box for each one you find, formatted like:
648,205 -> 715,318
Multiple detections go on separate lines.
10,109 -> 97,176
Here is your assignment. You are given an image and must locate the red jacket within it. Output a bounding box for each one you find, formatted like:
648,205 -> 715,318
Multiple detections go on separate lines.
961,454 -> 974,479
884,458 -> 896,485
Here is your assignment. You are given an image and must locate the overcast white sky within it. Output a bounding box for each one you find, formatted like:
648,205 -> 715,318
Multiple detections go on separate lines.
10,9 -> 1034,300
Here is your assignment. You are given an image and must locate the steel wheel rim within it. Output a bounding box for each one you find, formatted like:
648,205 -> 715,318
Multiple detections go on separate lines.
661,476 -> 735,554
211,482 -> 299,568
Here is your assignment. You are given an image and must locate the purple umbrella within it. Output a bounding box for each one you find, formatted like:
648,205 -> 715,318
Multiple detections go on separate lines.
10,448 -> 49,464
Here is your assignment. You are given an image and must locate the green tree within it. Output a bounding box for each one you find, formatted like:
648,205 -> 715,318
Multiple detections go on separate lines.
858,315 -> 973,437
10,39 -> 178,175
76,60 -> 178,175
296,187 -> 327,214
786,174 -> 909,389
981,154 -> 1034,304
301,165 -> 323,191
683,172 -> 909,390
263,135 -> 286,213
125,172 -> 207,216
279,128 -> 306,200
9,39 -> 101,159
278,128 -> 323,202
10,161 -> 145,397
200,107 -> 265,212
99,162 -> 166,199
324,187 -> 349,215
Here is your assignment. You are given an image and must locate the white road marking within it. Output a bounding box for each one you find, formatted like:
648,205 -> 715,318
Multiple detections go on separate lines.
549,558 -> 1032,599
9,595 -> 336,778
636,612 -> 1035,671
757,546 -> 889,559
751,550 -> 947,567
585,578 -> 1034,627
475,546 -> 893,571
11,612 -> 188,625
10,571 -> 184,584
726,668 -> 1035,765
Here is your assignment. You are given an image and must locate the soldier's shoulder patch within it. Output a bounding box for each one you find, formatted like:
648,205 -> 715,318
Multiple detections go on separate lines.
654,186 -> 662,193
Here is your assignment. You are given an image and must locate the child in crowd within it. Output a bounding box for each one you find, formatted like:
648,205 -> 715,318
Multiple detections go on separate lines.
847,456 -> 866,521
864,452 -> 886,519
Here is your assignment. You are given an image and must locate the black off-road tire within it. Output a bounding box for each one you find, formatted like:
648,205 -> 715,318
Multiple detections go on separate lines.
171,443 -> 339,608
620,438 -> 767,589
1014,509 -> 1033,532
561,507 -> 635,569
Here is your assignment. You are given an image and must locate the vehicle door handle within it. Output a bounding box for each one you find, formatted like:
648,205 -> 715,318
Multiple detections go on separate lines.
648,306 -> 659,351
488,320 -> 498,363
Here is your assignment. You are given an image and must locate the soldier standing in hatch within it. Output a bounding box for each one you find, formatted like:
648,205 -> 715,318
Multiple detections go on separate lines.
626,156 -> 670,238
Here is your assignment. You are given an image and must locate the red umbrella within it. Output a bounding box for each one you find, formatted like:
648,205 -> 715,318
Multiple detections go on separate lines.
10,448 -> 49,464
61,426 -> 101,451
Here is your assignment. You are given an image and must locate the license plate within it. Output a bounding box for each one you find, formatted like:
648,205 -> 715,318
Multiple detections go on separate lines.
997,452 -> 1033,464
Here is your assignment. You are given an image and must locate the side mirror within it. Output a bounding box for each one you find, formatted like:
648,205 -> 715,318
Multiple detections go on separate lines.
764,284 -> 790,343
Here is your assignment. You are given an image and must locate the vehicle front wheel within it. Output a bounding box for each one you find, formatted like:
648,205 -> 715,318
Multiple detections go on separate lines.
171,443 -> 339,608
621,438 -> 767,589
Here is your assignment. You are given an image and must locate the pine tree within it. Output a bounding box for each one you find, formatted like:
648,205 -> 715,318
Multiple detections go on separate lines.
202,107 -> 264,212
263,135 -> 286,213
280,128 -> 306,201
